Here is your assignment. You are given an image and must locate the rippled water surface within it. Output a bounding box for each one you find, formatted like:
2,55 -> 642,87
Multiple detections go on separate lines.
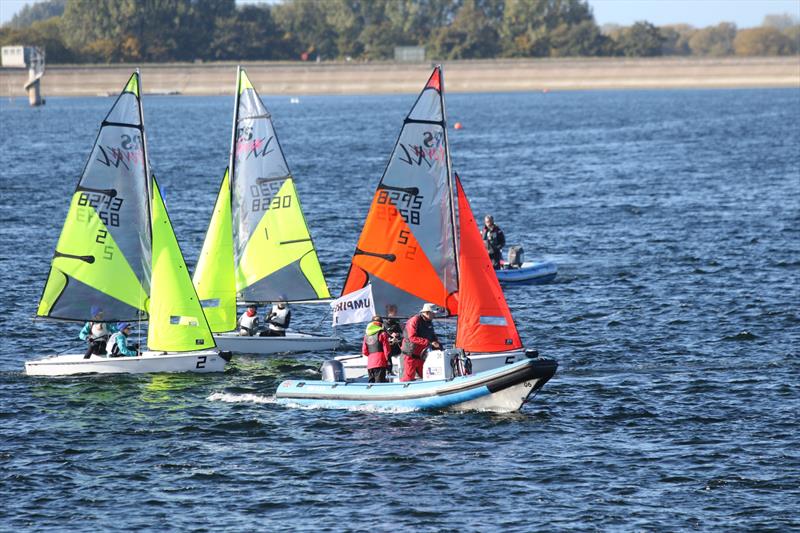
1,85 -> 798,531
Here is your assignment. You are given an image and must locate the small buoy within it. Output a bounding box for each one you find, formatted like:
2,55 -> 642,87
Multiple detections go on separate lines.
542,88 -> 549,94
454,122 -> 463,130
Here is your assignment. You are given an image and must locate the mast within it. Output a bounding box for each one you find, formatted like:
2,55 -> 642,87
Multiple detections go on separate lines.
228,65 -> 242,195
137,68 -> 153,240
439,65 -> 459,295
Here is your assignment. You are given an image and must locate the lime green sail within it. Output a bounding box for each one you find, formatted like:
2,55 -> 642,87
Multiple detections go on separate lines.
192,169 -> 236,332
235,177 -> 330,301
37,191 -> 149,318
148,179 -> 215,352
229,67 -> 332,303
36,71 -> 151,322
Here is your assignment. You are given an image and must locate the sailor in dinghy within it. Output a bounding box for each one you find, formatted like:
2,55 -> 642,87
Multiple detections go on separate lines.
24,71 -> 231,377
192,66 -> 341,355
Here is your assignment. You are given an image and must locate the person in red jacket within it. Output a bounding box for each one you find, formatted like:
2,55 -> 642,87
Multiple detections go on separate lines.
400,303 -> 442,382
362,316 -> 391,383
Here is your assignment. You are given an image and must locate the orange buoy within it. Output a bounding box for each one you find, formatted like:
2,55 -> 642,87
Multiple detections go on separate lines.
454,122 -> 463,130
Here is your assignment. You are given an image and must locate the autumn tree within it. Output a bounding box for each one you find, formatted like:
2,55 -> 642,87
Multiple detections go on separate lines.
734,27 -> 794,56
688,22 -> 736,56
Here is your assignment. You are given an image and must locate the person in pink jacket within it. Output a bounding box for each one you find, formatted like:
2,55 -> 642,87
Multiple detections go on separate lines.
362,316 -> 391,383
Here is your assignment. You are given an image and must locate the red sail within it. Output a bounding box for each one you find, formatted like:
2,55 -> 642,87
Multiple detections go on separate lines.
454,175 -> 522,353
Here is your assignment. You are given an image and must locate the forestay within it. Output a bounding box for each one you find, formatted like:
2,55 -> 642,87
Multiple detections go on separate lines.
230,68 -> 330,303
37,73 -> 151,322
454,175 -> 522,353
341,66 -> 458,318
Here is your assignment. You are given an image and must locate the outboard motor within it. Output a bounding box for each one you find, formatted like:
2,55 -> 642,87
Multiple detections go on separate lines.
422,349 -> 454,381
507,246 -> 524,268
320,359 -> 345,382
448,348 -> 472,377
525,348 -> 540,359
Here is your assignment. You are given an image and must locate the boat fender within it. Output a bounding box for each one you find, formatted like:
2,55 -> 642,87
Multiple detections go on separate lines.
525,349 -> 539,359
321,359 -> 345,382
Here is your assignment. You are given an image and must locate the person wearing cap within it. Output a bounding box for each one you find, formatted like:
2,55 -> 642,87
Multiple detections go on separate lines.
400,303 -> 442,382
263,302 -> 291,337
482,214 -> 505,269
238,304 -> 260,336
362,316 -> 391,383
106,323 -> 138,357
79,306 -> 117,359
383,304 -> 403,367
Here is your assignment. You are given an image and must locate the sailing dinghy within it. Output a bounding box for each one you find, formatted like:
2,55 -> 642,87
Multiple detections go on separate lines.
25,72 -> 231,377
193,67 -> 340,355
330,66 -> 554,382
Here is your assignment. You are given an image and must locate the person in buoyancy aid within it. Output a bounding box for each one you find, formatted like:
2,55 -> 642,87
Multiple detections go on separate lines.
362,316 -> 391,383
106,323 -> 138,357
400,303 -> 442,382
262,302 -> 290,337
482,214 -> 506,269
80,306 -> 117,359
238,304 -> 259,336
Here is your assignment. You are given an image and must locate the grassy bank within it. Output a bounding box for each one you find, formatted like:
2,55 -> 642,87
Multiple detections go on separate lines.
1,57 -> 798,97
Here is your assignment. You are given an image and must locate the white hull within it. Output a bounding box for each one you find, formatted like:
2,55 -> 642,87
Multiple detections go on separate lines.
335,349 -> 526,381
447,378 -> 543,413
24,350 -> 228,377
213,331 -> 341,355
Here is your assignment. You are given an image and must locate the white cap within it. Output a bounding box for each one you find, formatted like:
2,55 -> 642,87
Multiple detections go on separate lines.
420,303 -> 437,314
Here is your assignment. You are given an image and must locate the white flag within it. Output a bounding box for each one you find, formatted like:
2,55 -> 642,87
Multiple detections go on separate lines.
330,285 -> 375,326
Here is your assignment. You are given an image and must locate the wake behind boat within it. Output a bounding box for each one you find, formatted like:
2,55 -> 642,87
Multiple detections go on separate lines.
193,67 -> 339,355
25,71 -> 230,377
276,355 -> 557,413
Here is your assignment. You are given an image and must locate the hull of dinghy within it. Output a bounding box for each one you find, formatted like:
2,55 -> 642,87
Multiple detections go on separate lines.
276,358 -> 557,413
495,261 -> 557,284
24,350 -> 230,376
214,331 -> 341,355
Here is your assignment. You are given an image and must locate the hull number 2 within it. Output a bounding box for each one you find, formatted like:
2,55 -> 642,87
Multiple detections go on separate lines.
196,356 -> 207,369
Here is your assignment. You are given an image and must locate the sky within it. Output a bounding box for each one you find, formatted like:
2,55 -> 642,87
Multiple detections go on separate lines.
1,0 -> 799,28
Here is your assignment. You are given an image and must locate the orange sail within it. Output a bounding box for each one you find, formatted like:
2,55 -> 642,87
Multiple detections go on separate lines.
454,175 -> 522,352
342,66 -> 458,317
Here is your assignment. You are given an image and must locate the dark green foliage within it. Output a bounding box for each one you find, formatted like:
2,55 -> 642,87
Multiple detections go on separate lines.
0,0 -> 796,64
4,0 -> 66,28
616,21 -> 665,57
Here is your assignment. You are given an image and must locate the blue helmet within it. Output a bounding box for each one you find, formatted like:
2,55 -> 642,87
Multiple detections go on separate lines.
117,322 -> 130,331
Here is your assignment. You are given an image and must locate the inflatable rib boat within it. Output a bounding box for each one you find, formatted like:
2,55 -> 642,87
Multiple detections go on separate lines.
275,357 -> 557,413
495,260 -> 558,284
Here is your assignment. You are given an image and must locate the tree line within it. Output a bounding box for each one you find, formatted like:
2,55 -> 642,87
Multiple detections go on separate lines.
1,0 -> 798,64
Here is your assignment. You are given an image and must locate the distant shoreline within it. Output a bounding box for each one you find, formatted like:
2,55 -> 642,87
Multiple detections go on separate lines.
1,57 -> 798,97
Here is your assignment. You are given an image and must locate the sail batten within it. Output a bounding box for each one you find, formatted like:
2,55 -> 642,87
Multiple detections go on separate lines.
342,65 -> 457,318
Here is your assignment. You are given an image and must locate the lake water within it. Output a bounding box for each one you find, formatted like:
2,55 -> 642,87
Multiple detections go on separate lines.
1,84 -> 798,531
